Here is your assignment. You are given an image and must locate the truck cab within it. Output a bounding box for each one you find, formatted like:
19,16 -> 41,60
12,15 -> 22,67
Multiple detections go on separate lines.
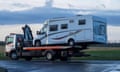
5,34 -> 23,56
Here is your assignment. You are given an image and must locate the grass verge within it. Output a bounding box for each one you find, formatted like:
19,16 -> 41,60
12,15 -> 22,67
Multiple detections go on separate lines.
0,45 -> 9,60
72,47 -> 120,60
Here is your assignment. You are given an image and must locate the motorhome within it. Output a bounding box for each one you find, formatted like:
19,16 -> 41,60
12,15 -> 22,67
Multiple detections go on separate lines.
33,15 -> 107,47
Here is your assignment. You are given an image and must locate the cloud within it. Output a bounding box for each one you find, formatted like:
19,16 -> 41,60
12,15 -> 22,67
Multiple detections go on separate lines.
76,10 -> 120,26
0,0 -> 45,11
0,0 -> 120,25
0,7 -> 75,24
0,0 -> 120,11
108,25 -> 120,41
11,3 -> 30,8
105,15 -> 120,26
0,24 -> 42,41
94,10 -> 120,26
0,0 -> 120,41
0,6 -> 120,26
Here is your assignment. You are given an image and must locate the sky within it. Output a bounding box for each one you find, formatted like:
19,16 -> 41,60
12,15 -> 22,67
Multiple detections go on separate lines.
0,0 -> 120,41
0,24 -> 42,41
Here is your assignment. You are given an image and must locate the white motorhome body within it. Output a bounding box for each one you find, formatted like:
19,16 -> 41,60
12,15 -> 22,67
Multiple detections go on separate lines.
34,15 -> 107,46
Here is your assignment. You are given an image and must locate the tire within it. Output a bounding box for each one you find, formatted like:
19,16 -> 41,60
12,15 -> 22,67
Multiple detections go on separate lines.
10,52 -> 19,60
35,40 -> 41,47
60,51 -> 69,61
45,52 -> 55,61
68,39 -> 75,46
24,57 -> 32,61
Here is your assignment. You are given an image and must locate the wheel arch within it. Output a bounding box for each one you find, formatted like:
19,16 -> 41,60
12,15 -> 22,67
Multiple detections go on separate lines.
9,50 -> 19,60
43,50 -> 55,56
9,50 -> 16,55
67,38 -> 75,43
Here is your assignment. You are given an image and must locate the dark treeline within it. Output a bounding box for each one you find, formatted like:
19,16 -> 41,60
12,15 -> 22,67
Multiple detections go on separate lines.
90,43 -> 120,47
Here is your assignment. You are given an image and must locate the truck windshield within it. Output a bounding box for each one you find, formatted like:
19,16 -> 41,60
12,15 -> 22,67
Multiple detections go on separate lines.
6,37 -> 14,44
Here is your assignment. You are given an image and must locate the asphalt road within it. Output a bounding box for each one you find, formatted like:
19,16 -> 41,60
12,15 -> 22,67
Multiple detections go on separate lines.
0,60 -> 120,72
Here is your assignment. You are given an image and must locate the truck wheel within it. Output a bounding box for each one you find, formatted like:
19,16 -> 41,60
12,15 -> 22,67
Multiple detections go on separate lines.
68,39 -> 75,46
45,52 -> 55,61
24,57 -> 32,61
35,40 -> 41,47
60,51 -> 68,61
10,52 -> 19,60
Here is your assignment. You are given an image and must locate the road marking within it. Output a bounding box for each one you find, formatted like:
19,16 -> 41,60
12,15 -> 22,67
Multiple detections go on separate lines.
102,64 -> 120,72
109,65 -> 120,72
102,64 -> 117,72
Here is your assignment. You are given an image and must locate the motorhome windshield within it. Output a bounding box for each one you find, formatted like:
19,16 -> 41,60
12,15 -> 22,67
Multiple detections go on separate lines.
40,24 -> 48,33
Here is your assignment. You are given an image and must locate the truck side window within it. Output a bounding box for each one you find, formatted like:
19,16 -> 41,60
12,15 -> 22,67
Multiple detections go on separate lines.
61,24 -> 68,29
49,25 -> 58,31
79,19 -> 86,25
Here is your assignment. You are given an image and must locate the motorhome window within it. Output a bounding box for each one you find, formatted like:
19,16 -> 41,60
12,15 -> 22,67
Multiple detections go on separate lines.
6,37 -> 14,44
49,25 -> 58,31
61,24 -> 68,29
99,25 -> 105,35
79,19 -> 86,25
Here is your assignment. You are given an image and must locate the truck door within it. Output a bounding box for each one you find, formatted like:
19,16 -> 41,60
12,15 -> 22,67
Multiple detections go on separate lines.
5,36 -> 15,52
16,35 -> 24,51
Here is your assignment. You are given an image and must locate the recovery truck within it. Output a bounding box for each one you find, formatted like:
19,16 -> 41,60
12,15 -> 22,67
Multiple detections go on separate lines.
5,25 -> 89,61
5,15 -> 107,61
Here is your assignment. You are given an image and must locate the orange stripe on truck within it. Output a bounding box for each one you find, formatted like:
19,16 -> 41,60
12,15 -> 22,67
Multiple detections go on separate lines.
23,46 -> 70,50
